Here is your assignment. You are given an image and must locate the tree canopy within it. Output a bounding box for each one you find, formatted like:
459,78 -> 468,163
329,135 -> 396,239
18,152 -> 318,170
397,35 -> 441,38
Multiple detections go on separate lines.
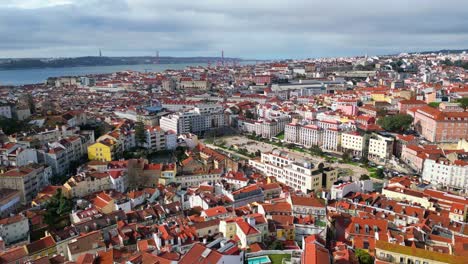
0,117 -> 30,135
245,110 -> 255,119
377,114 -> 413,132
458,97 -> 468,110
355,249 -> 373,264
428,102 -> 440,108
134,121 -> 147,147
43,189 -> 73,228
360,174 -> 370,180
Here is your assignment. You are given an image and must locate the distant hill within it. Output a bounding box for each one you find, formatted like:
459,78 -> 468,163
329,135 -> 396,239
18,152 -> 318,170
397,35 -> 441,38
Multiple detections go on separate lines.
0,56 -> 241,70
409,49 -> 467,55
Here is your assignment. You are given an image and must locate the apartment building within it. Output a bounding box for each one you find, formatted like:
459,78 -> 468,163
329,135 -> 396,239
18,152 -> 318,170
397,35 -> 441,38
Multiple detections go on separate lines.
0,164 -> 52,204
178,78 -> 210,91
174,170 -> 223,188
299,124 -> 322,147
143,126 -> 177,151
0,104 -> 12,119
285,123 -> 340,151
375,240 -> 465,264
410,106 -> 468,143
37,136 -> 86,177
0,214 -> 29,245
63,171 -> 112,198
0,188 -> 21,218
250,149 -> 336,193
160,105 -> 225,135
422,158 -> 468,191
341,132 -> 364,157
87,139 -> 118,162
0,143 -> 37,167
401,144 -> 443,173
368,133 -> 394,163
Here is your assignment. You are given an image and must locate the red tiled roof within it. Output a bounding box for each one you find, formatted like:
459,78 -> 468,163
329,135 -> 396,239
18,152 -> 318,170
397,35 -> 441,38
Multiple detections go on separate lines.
236,220 -> 260,236
179,243 -> 223,264
26,236 -> 56,255
202,206 -> 227,218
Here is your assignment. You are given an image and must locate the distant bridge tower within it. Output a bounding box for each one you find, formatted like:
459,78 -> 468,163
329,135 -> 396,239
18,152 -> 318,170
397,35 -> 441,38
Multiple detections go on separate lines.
99,49 -> 102,57
155,50 -> 160,64
221,50 -> 224,66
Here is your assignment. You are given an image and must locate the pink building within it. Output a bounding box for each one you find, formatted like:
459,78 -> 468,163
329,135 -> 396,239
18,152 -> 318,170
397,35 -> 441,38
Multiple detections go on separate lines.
397,99 -> 427,114
336,105 -> 358,116
401,144 -> 443,172
410,106 -> 468,143
253,75 -> 272,85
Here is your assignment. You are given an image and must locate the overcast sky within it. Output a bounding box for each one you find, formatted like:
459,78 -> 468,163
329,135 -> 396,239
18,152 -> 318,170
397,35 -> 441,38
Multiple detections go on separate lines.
0,0 -> 467,59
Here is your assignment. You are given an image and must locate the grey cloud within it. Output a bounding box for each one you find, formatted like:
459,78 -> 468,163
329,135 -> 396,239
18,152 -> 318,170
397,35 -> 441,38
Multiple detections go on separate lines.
0,0 -> 467,59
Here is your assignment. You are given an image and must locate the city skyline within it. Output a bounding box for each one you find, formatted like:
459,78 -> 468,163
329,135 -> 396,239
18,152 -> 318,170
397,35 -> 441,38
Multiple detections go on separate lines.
1,0 -> 467,59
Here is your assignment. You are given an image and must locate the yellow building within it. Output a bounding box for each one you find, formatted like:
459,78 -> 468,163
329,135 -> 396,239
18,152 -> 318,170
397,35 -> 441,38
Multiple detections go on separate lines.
219,219 -> 238,240
375,240 -> 465,264
92,192 -> 115,214
272,215 -> 295,240
382,187 -> 432,209
371,92 -> 387,102
88,141 -> 115,161
276,226 -> 295,240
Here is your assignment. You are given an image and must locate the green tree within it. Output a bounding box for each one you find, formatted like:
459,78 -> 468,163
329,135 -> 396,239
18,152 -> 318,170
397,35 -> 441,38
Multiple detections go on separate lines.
342,150 -> 352,162
377,114 -> 413,132
0,117 -> 30,135
268,240 -> 284,250
245,110 -> 255,119
355,249 -> 373,264
375,168 -> 385,179
360,174 -> 370,180
458,97 -> 468,110
175,146 -> 188,161
134,121 -> 147,147
317,162 -> 325,173
43,189 -> 72,227
310,145 -> 324,156
428,102 -> 441,108
26,93 -> 36,114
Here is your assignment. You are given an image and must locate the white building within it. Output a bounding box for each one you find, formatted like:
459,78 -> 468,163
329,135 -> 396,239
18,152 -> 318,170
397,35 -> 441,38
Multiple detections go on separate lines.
341,132 -> 364,157
177,133 -> 199,149
0,104 -> 12,119
422,158 -> 468,191
285,123 -> 340,151
160,105 -> 225,135
143,126 -> 177,151
250,149 -> 324,193
368,133 -> 394,163
108,169 -> 128,193
0,164 -> 52,204
330,180 -> 374,200
0,143 -> 37,167
0,214 -> 29,245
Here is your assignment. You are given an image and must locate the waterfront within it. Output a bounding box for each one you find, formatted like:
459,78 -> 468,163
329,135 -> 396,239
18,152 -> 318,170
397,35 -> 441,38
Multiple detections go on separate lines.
0,63 -> 214,86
